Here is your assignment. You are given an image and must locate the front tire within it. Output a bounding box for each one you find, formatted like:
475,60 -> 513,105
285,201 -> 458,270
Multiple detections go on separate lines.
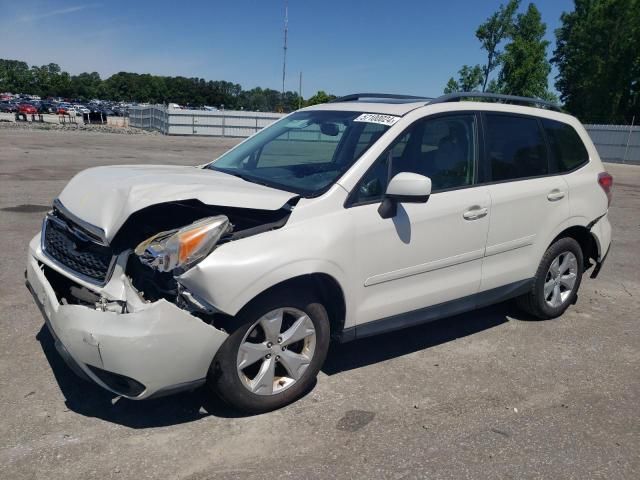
208,288 -> 330,413
517,237 -> 584,319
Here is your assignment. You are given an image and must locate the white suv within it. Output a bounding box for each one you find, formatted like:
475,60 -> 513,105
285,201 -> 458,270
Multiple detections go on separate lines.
26,93 -> 612,412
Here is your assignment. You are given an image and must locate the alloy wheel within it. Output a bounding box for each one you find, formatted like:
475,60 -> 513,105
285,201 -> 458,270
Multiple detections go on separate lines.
236,307 -> 316,395
544,251 -> 578,308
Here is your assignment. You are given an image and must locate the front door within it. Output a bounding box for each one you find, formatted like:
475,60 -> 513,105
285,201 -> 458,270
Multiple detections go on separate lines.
346,113 -> 491,327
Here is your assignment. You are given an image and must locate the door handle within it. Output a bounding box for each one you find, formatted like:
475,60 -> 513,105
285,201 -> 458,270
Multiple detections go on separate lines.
547,189 -> 566,201
463,207 -> 488,220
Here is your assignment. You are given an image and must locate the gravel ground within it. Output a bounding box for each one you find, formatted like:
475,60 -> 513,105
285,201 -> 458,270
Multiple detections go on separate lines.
0,128 -> 638,479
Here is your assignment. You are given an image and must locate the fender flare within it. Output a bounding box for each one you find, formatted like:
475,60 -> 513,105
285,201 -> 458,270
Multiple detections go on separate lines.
541,215 -> 605,262
225,258 -> 349,316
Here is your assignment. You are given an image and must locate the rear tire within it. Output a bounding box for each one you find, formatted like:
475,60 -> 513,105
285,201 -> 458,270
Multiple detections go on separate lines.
517,237 -> 584,319
207,287 -> 330,414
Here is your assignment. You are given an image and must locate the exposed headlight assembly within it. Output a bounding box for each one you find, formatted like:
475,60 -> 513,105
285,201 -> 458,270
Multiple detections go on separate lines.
134,216 -> 231,272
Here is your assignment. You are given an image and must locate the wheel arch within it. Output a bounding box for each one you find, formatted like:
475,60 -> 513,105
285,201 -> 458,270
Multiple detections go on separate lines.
234,273 -> 347,339
549,224 -> 599,269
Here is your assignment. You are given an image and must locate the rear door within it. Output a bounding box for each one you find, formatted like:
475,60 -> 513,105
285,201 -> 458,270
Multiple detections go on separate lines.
479,112 -> 570,292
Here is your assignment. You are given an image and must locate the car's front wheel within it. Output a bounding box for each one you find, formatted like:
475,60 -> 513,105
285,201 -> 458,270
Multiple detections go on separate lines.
208,288 -> 330,413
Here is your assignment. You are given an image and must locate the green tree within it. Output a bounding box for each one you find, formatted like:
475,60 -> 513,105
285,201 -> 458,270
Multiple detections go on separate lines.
498,3 -> 553,98
30,65 -> 51,97
282,91 -> 303,111
485,79 -> 502,93
304,90 -> 335,106
0,59 -> 32,92
70,72 -> 102,99
476,0 -> 520,92
553,0 -> 640,123
444,65 -> 484,93
0,57 -> 336,112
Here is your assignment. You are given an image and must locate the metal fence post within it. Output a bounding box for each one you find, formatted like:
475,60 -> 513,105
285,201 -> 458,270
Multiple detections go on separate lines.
623,116 -> 635,163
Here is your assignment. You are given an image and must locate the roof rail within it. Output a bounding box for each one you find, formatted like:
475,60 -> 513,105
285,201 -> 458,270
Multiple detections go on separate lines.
330,93 -> 432,103
430,92 -> 563,112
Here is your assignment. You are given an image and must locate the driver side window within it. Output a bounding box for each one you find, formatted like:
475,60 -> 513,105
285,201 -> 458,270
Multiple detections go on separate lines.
352,114 -> 477,204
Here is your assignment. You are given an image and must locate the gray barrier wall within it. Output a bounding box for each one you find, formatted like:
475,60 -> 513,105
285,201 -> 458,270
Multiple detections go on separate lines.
584,124 -> 639,164
129,105 -> 284,137
129,106 -> 640,165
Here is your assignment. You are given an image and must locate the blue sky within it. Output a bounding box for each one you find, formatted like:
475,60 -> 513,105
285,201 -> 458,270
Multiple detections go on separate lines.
0,0 -> 574,97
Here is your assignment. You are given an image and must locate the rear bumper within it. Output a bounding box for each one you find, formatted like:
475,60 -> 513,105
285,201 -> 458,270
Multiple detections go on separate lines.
26,234 -> 228,399
590,213 -> 612,260
588,213 -> 612,279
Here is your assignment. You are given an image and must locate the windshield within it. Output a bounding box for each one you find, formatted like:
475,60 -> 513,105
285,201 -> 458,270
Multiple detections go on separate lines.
207,110 -> 394,196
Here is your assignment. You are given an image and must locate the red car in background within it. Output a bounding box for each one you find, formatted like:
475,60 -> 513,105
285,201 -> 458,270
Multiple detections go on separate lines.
56,105 -> 76,115
18,103 -> 38,115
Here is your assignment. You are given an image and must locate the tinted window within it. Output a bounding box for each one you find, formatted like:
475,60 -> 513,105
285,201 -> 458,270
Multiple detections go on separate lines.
352,114 -> 476,204
485,114 -> 548,181
542,119 -> 589,172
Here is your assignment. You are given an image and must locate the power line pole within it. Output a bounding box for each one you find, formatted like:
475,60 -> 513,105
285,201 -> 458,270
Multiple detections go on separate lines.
298,71 -> 302,109
281,0 -> 288,103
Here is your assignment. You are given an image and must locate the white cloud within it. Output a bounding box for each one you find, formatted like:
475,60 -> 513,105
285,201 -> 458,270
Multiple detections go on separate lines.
18,3 -> 101,22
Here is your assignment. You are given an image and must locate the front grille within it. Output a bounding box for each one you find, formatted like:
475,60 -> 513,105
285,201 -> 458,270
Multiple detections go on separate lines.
42,213 -> 114,284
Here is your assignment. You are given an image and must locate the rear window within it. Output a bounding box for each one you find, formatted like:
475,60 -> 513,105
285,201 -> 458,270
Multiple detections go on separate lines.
542,119 -> 589,172
485,114 -> 548,182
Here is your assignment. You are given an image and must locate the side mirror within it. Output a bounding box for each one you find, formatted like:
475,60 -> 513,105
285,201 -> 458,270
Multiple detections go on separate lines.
378,172 -> 432,219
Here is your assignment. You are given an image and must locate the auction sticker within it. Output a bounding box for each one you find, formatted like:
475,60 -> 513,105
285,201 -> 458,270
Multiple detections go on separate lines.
353,113 -> 400,126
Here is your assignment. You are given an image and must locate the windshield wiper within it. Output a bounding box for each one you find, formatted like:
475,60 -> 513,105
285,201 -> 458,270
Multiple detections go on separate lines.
213,168 -> 273,188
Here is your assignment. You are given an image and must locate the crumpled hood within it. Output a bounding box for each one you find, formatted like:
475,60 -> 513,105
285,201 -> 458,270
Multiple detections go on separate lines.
57,165 -> 297,241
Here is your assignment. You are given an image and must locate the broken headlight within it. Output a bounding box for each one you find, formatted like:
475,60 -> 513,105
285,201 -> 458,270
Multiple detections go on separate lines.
134,216 -> 231,272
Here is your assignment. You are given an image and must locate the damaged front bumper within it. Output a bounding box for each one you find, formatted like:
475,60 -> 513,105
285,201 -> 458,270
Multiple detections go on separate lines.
26,234 -> 228,399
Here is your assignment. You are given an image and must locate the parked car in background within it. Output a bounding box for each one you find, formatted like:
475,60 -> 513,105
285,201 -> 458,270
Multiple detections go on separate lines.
57,105 -> 77,116
18,103 -> 38,115
112,106 -> 128,116
40,102 -> 59,114
73,105 -> 90,116
0,101 -> 18,113
89,105 -> 114,116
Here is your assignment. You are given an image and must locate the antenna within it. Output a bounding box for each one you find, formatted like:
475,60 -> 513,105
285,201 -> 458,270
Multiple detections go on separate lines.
281,0 -> 288,101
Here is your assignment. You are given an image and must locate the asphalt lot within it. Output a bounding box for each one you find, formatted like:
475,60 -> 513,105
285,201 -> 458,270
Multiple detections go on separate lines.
0,127 -> 638,479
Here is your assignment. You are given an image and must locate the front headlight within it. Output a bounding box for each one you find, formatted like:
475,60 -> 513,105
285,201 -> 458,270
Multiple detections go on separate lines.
134,216 -> 231,272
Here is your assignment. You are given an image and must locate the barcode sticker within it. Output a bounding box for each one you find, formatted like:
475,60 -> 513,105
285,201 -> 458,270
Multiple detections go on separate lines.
353,113 -> 401,126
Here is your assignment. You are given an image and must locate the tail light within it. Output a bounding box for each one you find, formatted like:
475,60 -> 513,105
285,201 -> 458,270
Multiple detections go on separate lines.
598,172 -> 613,207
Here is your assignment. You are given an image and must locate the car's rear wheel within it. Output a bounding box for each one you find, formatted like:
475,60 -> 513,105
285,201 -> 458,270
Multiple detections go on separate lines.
208,288 -> 330,413
517,237 -> 584,319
